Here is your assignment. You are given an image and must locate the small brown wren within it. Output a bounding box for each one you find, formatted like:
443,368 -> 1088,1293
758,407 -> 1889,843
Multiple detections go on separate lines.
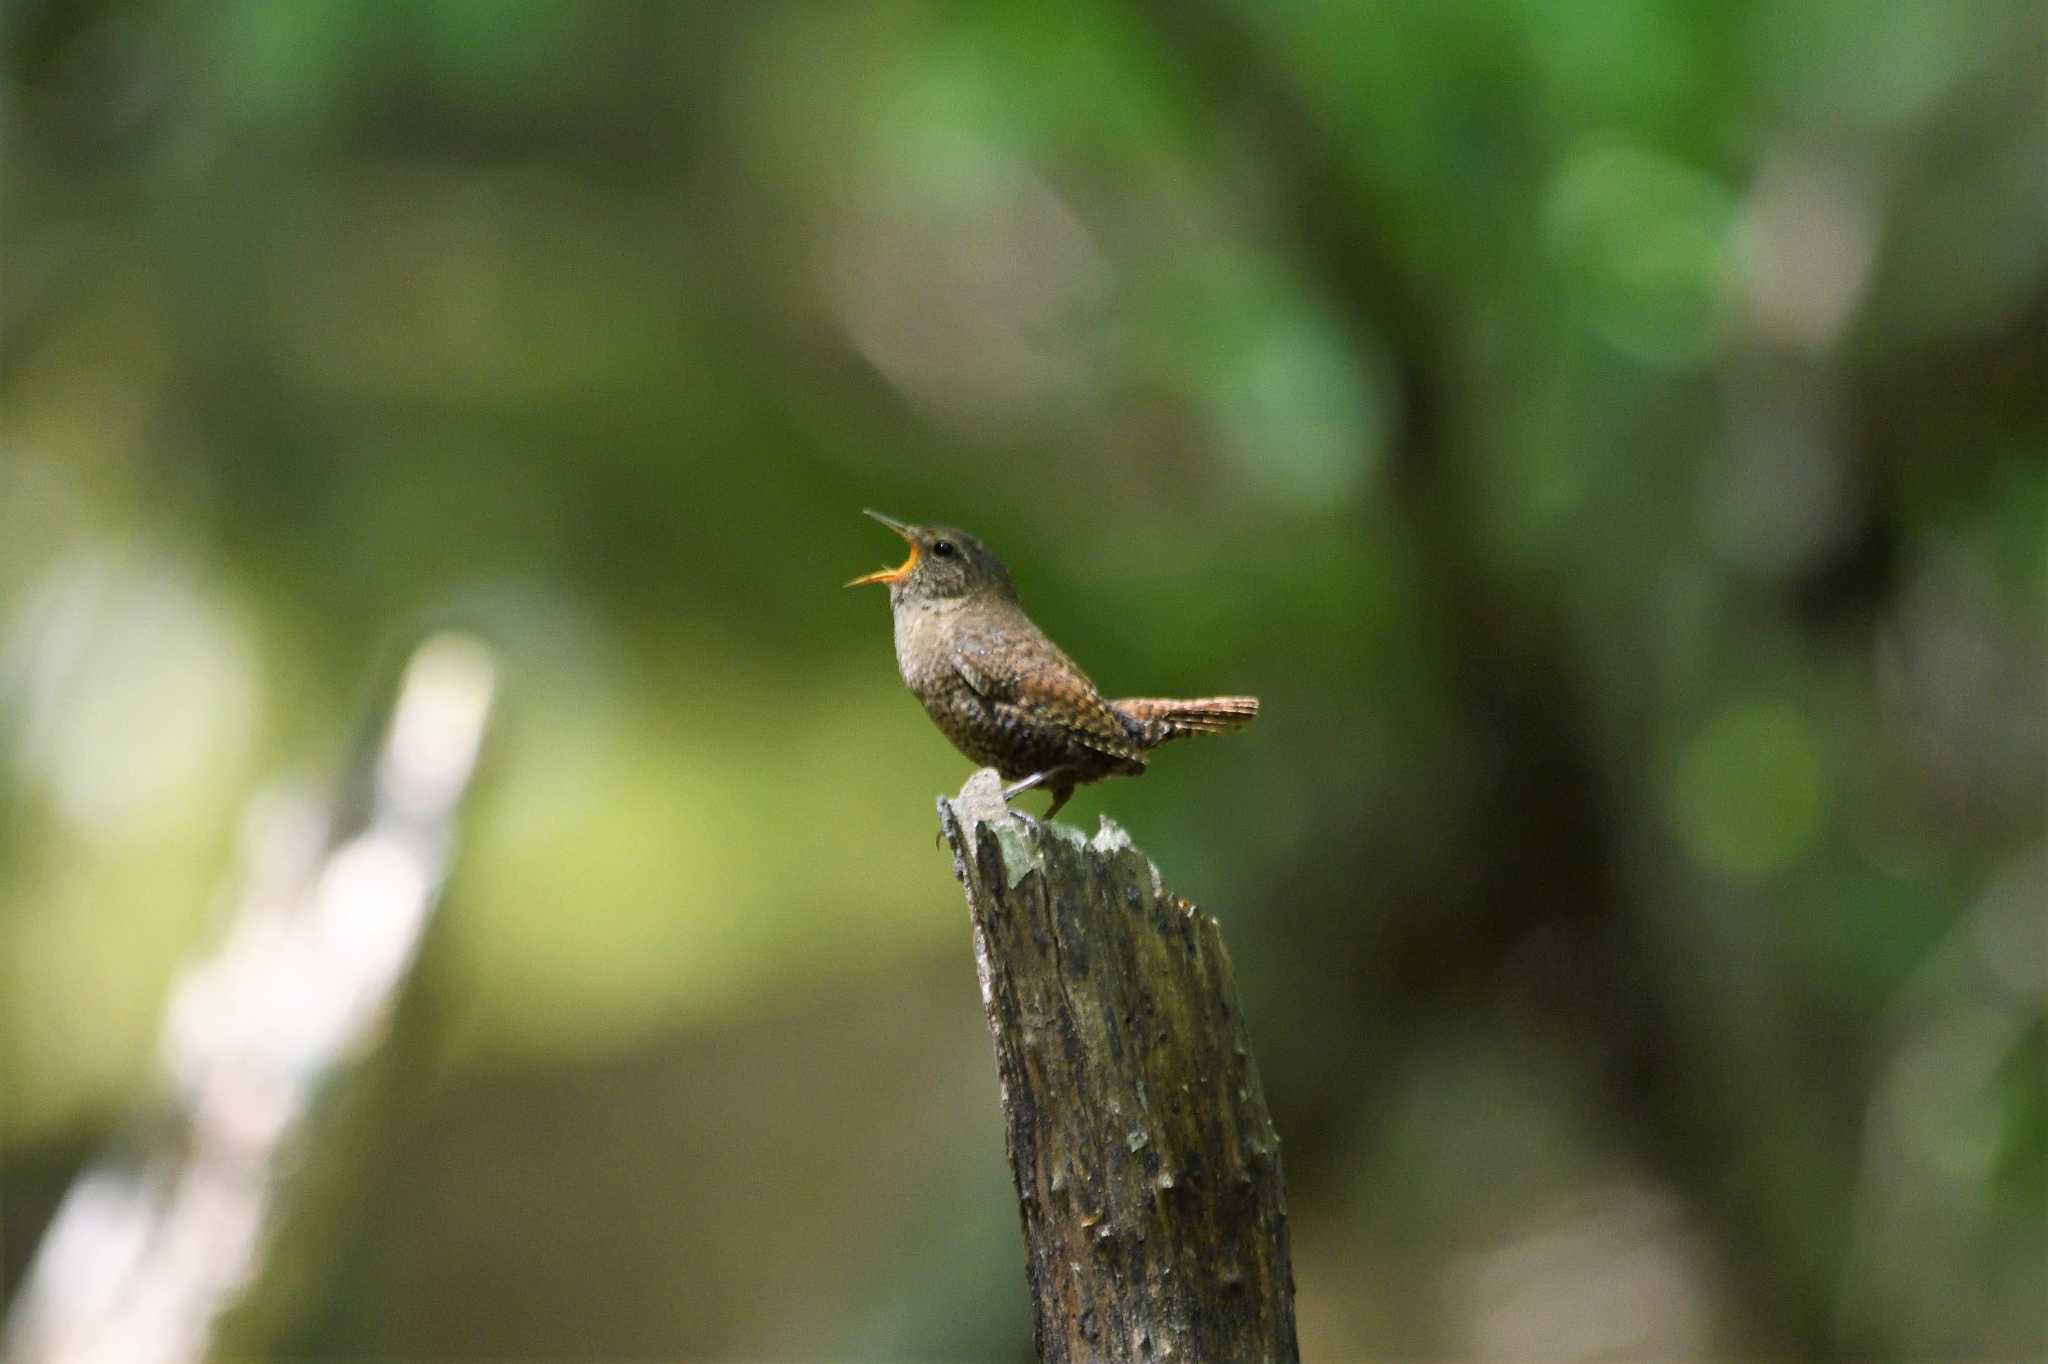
848,510 -> 1258,818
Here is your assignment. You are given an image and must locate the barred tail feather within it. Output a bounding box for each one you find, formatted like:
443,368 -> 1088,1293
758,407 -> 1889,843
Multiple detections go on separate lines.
1112,695 -> 1259,746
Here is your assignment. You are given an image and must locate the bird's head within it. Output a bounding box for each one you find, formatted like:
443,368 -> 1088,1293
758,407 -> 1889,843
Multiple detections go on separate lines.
846,510 -> 1015,607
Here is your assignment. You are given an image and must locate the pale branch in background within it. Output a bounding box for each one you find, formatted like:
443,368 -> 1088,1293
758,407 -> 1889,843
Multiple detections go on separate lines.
940,770 -> 1298,1364
4,633 -> 499,1364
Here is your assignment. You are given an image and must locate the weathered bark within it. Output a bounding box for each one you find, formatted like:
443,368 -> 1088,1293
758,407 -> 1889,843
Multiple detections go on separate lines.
939,770 -> 1298,1364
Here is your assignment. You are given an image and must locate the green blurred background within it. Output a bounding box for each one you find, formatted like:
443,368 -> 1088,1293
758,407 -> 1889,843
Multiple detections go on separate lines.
3,0 -> 2043,1358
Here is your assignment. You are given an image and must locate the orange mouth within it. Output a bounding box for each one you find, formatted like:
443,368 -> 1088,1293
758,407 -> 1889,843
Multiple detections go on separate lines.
845,542 -> 916,587
846,510 -> 918,587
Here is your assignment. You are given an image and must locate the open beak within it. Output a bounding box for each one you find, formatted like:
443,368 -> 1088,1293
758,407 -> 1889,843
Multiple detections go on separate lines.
845,509 -> 919,587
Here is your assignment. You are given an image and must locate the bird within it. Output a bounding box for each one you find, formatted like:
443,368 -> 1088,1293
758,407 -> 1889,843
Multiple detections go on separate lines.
848,510 -> 1258,819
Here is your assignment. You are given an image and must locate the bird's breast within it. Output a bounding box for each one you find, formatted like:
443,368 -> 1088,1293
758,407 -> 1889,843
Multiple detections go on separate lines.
890,600 -> 962,696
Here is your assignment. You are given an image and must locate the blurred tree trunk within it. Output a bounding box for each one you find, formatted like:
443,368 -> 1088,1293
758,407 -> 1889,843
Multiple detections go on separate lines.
939,772 -> 1298,1364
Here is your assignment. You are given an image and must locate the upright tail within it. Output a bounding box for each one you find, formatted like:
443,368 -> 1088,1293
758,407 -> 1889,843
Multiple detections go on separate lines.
1111,695 -> 1259,748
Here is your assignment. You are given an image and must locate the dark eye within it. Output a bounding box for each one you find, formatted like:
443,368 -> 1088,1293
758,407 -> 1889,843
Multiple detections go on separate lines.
931,540 -> 957,558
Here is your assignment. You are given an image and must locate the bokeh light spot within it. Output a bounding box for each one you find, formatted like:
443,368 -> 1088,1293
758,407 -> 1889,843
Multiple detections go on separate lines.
1165,254 -> 1390,508
1749,0 -> 1997,128
1213,307 -> 1385,508
1545,144 -> 1735,370
5,549 -> 262,842
1672,700 -> 1830,879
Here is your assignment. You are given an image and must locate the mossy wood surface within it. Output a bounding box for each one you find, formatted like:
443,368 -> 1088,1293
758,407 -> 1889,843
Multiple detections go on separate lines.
939,770 -> 1298,1364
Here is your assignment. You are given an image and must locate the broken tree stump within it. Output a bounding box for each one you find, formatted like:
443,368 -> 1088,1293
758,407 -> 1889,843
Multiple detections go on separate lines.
938,769 -> 1298,1364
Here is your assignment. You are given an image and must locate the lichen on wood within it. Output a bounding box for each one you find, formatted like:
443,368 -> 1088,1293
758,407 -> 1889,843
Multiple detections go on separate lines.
939,770 -> 1298,1364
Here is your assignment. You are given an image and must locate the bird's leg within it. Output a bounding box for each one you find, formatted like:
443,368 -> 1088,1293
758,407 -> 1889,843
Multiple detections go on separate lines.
1001,770 -> 1052,801
1001,770 -> 1077,822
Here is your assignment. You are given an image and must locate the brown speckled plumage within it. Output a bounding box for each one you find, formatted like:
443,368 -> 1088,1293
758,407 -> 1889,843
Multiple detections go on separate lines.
849,511 -> 1258,818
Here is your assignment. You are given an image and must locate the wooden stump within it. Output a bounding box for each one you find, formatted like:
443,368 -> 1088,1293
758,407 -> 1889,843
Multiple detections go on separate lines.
939,770 -> 1298,1364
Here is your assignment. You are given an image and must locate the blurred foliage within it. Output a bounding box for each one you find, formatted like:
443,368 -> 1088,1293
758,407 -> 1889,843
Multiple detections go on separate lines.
2,0 -> 2043,1359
